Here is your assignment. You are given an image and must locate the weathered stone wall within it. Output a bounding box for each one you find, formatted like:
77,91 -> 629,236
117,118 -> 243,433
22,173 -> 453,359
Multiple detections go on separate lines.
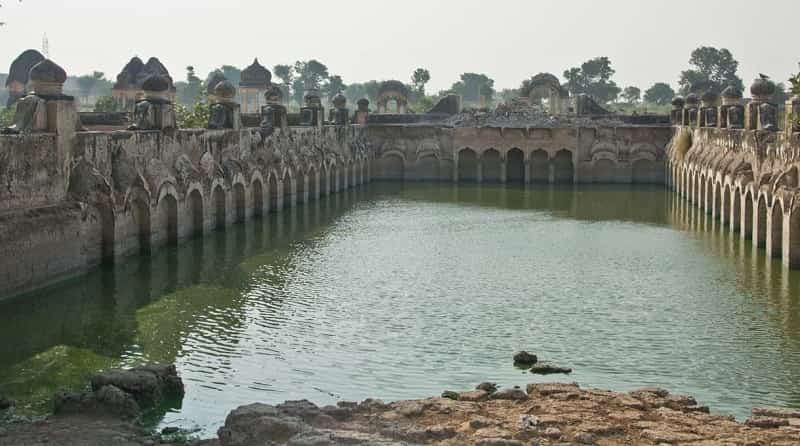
367,125 -> 671,184
0,125 -> 371,299
668,126 -> 800,268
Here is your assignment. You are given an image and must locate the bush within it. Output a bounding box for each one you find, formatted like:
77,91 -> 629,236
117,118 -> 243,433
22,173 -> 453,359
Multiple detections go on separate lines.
0,107 -> 14,128
175,101 -> 210,129
93,96 -> 120,113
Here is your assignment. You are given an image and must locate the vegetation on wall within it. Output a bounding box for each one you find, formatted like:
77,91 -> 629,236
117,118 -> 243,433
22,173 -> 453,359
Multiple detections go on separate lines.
0,106 -> 14,127
175,100 -> 210,129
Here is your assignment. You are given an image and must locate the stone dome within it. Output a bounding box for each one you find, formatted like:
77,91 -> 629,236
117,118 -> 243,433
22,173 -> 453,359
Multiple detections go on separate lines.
721,85 -> 743,100
206,71 -> 228,95
701,90 -> 719,105
6,49 -> 45,86
29,59 -> 67,84
671,97 -> 685,108
240,58 -> 271,87
750,78 -> 776,99
378,80 -> 410,98
214,80 -> 237,100
332,93 -> 347,108
685,93 -> 700,106
142,74 -> 170,92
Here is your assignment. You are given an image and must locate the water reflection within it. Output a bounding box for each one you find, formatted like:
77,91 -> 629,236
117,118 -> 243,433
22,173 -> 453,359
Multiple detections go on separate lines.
1,184 -> 799,434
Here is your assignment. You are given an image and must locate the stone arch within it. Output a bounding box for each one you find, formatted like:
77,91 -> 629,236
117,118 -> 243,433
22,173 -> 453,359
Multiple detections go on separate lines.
593,158 -> 616,183
457,148 -> 478,182
377,152 -> 405,180
157,192 -> 178,246
632,158 -> 659,184
188,188 -> 204,237
713,182 -> 722,220
742,189 -> 754,240
790,207 -> 800,267
309,166 -> 320,199
252,178 -> 264,217
722,185 -> 731,225
770,201 -> 784,258
213,185 -> 226,229
269,171 -> 280,211
415,154 -> 440,181
282,170 -> 294,208
131,195 -> 151,255
506,148 -> 525,184
296,170 -> 307,203
322,165 -> 331,196
481,149 -> 502,183
233,182 -> 246,223
553,149 -> 574,183
530,149 -> 549,183
731,187 -> 742,232
757,193 -> 768,248
704,176 -> 713,213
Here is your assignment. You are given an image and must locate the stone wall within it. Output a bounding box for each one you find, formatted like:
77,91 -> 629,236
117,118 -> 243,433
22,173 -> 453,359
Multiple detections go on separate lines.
0,124 -> 371,298
668,125 -> 800,268
367,125 -> 671,184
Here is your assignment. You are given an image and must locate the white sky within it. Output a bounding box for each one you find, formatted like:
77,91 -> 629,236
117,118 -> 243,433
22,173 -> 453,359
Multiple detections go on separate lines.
1,0 -> 797,92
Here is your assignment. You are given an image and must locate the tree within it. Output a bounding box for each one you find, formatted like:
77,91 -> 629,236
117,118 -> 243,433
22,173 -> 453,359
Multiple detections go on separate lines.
563,57 -> 621,103
176,66 -> 203,106
93,96 -> 120,112
644,82 -> 675,105
344,80 -> 380,105
324,75 -> 346,101
294,59 -> 329,90
621,86 -> 641,104
219,65 -> 241,87
450,73 -> 494,104
76,71 -> 106,104
678,47 -> 743,95
411,68 -> 431,96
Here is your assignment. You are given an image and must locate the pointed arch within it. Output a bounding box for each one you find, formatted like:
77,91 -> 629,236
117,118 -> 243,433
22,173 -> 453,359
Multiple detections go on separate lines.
506,148 -> 524,184
457,148 -> 478,182
770,202 -> 784,258
481,149 -> 501,183
530,149 -> 549,183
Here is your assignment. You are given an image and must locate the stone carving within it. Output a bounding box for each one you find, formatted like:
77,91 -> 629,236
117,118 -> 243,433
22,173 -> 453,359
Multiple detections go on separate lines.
128,75 -> 176,131
328,93 -> 349,126
2,59 -> 68,134
208,80 -> 240,130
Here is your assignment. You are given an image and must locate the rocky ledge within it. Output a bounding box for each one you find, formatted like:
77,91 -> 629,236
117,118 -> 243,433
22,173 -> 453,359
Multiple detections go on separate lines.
4,379 -> 800,445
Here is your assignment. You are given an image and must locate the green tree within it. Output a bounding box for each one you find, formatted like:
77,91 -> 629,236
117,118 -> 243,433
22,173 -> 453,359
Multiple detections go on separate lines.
563,57 -> 621,103
324,75 -> 346,101
678,47 -> 743,95
344,80 -> 380,105
450,73 -> 494,104
644,82 -> 675,105
93,96 -> 119,112
176,66 -> 203,106
0,107 -> 14,127
219,65 -> 241,87
176,100 -> 210,129
76,71 -> 106,104
411,68 -> 431,96
621,86 -> 641,104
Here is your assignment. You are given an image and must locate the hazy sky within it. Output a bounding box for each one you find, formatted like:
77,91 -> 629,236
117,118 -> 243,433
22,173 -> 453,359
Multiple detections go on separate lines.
1,0 -> 798,93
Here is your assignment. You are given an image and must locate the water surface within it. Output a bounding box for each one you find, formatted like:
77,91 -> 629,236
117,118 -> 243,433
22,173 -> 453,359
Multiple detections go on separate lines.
1,183 -> 799,435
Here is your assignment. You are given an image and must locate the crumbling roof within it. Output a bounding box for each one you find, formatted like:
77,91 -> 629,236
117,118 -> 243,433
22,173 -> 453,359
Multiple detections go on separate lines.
206,71 -> 228,95
6,49 -> 46,86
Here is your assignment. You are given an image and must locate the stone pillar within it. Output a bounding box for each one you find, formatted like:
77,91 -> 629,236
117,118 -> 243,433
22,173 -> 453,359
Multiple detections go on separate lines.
746,77 -> 778,131
720,86 -> 744,129
260,86 -> 288,133
300,89 -> 324,128
670,97 -> 685,125
128,75 -> 177,131
208,80 -> 241,130
500,158 -> 507,183
354,99 -> 370,125
524,159 -> 531,184
684,94 -> 700,127
700,91 -> 719,128
328,93 -> 349,125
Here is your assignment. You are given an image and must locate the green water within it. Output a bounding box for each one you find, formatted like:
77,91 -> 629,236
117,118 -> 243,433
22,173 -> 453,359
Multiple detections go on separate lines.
1,183 -> 800,435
